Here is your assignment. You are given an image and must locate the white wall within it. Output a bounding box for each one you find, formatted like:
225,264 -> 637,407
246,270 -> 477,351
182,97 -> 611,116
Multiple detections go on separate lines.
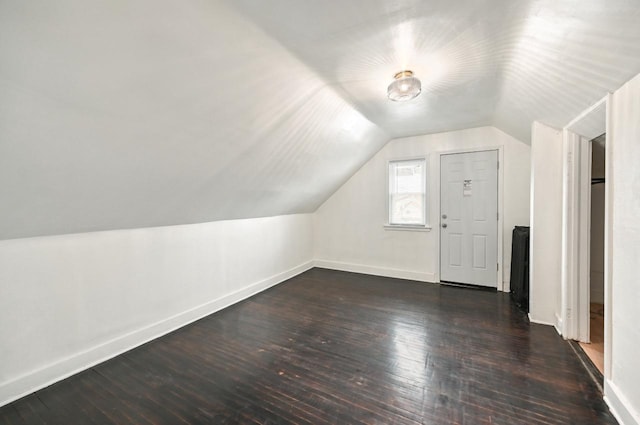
314,126 -> 531,288
0,214 -> 313,407
605,72 -> 640,425
0,0 -> 388,240
529,122 -> 563,326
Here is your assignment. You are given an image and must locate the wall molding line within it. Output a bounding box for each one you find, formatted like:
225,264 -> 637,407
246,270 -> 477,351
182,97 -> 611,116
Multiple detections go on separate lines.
314,259 -> 436,283
0,260 -> 314,408
605,379 -> 640,425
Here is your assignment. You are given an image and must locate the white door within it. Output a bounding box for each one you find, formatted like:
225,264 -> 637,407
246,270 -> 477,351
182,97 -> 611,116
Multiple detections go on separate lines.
440,150 -> 498,287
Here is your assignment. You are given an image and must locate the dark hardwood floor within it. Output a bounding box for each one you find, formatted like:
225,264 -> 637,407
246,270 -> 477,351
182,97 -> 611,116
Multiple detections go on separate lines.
1,268 -> 616,424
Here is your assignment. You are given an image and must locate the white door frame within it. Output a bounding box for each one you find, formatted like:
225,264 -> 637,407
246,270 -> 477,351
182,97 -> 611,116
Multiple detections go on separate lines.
560,129 -> 591,342
434,146 -> 505,291
561,95 -> 609,360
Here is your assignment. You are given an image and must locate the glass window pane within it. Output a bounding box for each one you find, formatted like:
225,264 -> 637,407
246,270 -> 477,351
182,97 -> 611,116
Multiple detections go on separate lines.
389,159 -> 426,225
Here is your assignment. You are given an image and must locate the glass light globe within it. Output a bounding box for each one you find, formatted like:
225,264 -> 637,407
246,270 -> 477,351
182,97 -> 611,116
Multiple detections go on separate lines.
387,70 -> 421,102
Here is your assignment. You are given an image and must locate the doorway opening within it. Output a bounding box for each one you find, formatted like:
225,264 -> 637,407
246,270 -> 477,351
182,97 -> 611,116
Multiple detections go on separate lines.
561,94 -> 611,388
578,133 -> 606,375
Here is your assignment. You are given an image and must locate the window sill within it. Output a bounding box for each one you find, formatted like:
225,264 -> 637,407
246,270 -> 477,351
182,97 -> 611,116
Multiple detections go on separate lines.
383,224 -> 432,232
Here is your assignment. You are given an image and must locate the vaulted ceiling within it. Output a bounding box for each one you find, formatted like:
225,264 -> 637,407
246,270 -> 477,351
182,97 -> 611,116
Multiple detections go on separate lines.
1,0 -> 639,239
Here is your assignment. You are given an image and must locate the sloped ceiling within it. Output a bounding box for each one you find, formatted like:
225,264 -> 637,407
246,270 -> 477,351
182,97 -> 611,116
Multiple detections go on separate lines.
1,0 -> 639,240
229,0 -> 640,140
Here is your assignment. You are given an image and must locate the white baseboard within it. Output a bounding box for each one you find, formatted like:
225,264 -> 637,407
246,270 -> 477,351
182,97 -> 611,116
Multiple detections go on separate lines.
0,260 -> 314,408
528,313 -> 556,327
554,313 -> 563,336
605,380 -> 640,425
314,259 -> 436,283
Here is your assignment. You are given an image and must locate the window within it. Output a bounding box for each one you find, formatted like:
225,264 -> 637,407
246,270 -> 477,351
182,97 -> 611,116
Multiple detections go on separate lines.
388,158 -> 427,226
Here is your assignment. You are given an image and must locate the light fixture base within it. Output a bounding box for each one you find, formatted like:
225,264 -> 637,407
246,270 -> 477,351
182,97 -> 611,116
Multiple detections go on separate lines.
393,70 -> 414,79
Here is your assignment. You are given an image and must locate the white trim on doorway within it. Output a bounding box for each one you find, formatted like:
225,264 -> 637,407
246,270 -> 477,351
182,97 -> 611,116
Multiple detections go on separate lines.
603,92 -> 614,381
561,93 -> 610,370
560,128 -> 591,342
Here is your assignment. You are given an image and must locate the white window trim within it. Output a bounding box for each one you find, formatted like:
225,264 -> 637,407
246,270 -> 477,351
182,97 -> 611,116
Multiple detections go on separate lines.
385,156 -> 430,231
383,224 -> 432,232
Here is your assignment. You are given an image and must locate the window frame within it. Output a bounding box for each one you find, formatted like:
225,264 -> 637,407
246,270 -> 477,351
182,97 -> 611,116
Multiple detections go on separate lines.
385,157 -> 430,231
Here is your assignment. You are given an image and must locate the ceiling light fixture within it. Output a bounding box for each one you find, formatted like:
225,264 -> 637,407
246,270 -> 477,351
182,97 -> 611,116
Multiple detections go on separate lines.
387,70 -> 421,102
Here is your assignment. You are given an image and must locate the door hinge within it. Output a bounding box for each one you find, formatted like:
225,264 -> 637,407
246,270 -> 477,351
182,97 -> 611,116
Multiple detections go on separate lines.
497,161 -> 499,170
497,263 -> 499,271
497,212 -> 499,221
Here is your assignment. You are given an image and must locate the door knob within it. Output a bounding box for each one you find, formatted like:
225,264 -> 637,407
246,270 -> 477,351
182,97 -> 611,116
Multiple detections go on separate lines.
442,214 -> 447,219
442,223 -> 448,228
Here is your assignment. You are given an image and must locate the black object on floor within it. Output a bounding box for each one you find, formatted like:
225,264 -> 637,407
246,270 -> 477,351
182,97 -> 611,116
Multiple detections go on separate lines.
510,225 -> 530,313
